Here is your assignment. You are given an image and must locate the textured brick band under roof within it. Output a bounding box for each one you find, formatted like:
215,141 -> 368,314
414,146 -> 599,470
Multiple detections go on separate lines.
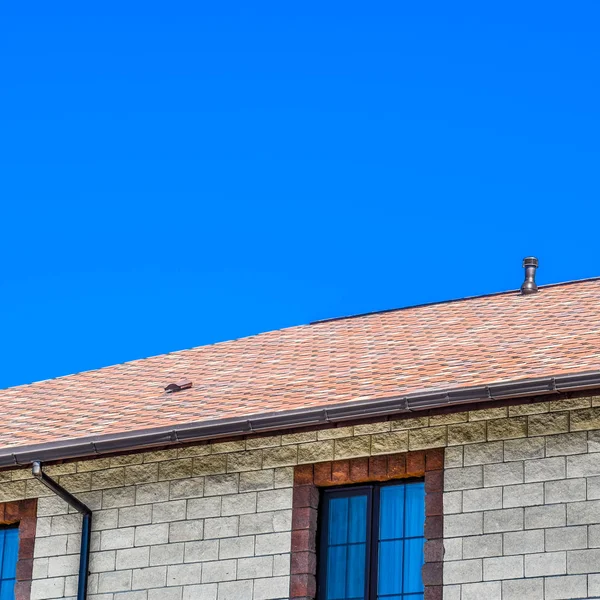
2,279 -> 600,450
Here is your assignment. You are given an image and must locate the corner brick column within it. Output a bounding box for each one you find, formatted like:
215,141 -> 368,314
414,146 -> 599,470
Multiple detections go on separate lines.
0,498 -> 38,600
290,450 -> 444,600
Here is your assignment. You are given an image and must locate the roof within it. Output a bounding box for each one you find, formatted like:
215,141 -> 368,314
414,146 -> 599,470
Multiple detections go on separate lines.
2,278 -> 600,456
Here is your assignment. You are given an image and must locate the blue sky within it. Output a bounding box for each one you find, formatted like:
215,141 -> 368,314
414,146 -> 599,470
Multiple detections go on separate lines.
1,1 -> 599,389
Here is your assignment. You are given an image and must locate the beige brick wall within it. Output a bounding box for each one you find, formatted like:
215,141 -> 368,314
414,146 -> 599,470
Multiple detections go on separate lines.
2,397 -> 600,600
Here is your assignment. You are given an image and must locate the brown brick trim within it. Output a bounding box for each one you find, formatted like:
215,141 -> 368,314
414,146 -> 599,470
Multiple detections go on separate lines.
290,449 -> 444,600
0,499 -> 37,600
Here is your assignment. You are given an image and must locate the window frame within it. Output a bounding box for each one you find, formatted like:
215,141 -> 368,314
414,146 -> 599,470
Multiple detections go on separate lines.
318,478 -> 425,600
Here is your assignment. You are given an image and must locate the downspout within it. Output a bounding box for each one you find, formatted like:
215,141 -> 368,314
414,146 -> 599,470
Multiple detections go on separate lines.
32,461 -> 92,600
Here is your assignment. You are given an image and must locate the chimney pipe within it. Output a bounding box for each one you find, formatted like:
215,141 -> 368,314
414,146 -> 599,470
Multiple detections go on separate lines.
520,257 -> 539,295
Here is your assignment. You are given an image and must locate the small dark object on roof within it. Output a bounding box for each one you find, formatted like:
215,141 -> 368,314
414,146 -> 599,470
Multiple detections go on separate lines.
164,379 -> 193,393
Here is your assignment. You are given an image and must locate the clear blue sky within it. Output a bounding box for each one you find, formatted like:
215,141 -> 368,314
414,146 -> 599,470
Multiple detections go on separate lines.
1,2 -> 599,389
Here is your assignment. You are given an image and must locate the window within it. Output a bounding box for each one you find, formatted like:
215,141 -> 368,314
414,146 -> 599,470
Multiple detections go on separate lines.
319,480 -> 425,600
0,525 -> 19,600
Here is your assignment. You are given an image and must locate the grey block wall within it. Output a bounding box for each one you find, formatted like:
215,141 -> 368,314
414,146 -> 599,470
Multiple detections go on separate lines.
443,431 -> 600,600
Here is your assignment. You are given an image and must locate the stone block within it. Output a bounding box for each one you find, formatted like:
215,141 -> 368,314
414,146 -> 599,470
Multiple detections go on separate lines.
218,535 -> 254,559
158,459 -> 193,480
508,402 -> 549,416
567,499 -> 600,525
483,462 -> 524,487
169,478 -> 205,500
101,528 -> 135,551
468,407 -> 507,421
566,548 -> 600,574
461,534 -> 502,559
444,447 -> 463,468
184,540 -> 219,564
239,510 -> 291,536
169,519 -> 204,543
444,513 -> 483,538
149,588 -> 181,600
443,538 -> 463,561
204,474 -> 239,497
570,407 -> 600,431
444,466 -> 483,491
149,542 -> 185,566
134,524 -> 169,547
545,432 -> 588,457
503,482 -> 543,508
187,497 -> 221,520
463,442 -> 503,466
503,529 -> 544,555
193,456 -> 228,476
225,451 -> 263,473
390,416 -> 429,430
102,487 -> 137,509
483,555 -> 523,581
217,579 -> 253,600
443,491 -> 462,514
524,551 -> 566,577
544,478 -> 586,504
236,556 -> 273,579
131,566 -> 167,589
297,440 -> 335,463
483,508 -> 523,533
97,570 -> 132,593
370,431 -> 409,455
462,487 -> 502,512
333,436 -> 372,459
239,470 -> 274,492
135,483 -> 170,505
443,559 -> 482,584
117,547 -> 150,570
525,504 -> 566,529
201,560 -> 236,583
567,454 -> 600,478
273,553 -> 290,576
204,516 -> 239,539
47,554 -> 80,577
544,574 -> 587,600
545,526 -> 588,551
257,488 -> 293,512
210,441 -> 245,455
524,456 -> 566,482
589,574 -> 600,598
34,535 -> 68,558
118,505 -> 152,527
262,446 -> 298,468
124,465 -> 159,486
166,563 -> 202,586
30,577 -> 66,600
462,581 -> 501,600
447,422 -> 486,446
152,500 -> 187,523
254,532 -> 291,555
253,576 -> 291,600
245,435 -> 281,450
408,426 -> 448,450
487,417 -> 527,441
503,438 -> 545,461
501,577 -> 543,600
528,412 -> 569,436
220,492 -> 257,516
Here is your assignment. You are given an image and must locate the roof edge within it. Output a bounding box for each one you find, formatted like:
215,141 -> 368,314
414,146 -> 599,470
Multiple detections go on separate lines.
3,370 -> 600,469
311,276 -> 600,324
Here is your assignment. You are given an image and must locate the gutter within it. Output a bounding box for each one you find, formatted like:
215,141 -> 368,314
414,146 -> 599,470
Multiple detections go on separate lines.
2,370 -> 600,469
32,462 -> 91,600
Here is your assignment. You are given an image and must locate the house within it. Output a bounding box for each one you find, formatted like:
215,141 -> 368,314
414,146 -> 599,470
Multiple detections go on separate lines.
2,260 -> 600,600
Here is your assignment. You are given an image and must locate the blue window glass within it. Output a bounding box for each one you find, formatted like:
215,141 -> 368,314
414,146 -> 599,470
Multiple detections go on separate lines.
319,481 -> 425,600
0,526 -> 19,600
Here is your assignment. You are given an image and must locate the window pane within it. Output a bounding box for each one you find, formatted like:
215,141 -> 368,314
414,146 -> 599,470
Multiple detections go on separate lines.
403,538 -> 425,593
346,543 -> 366,597
328,497 -> 349,545
323,491 -> 368,600
1,529 -> 19,580
377,540 -> 403,595
326,545 -> 348,599
404,482 -> 425,538
379,485 -> 404,540
348,495 -> 367,543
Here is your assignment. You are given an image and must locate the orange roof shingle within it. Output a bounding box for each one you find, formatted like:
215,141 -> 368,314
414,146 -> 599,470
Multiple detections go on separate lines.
2,279 -> 600,450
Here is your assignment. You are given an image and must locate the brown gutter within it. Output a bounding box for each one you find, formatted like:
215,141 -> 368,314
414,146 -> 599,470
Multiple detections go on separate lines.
2,370 -> 600,469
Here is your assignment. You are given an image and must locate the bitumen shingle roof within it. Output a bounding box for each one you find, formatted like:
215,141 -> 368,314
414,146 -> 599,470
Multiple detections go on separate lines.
2,278 -> 599,450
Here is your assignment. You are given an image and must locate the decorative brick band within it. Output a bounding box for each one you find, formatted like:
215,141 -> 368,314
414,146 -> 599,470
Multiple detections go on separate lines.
290,449 -> 444,600
0,499 -> 37,600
